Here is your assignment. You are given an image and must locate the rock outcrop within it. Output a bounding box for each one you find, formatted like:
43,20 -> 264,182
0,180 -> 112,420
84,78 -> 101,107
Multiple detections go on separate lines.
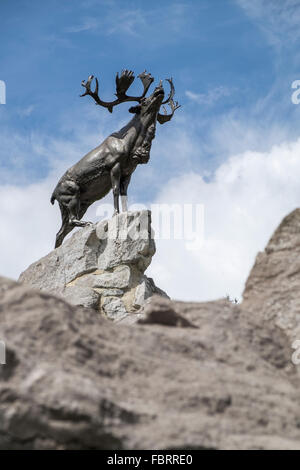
0,275 -> 300,450
243,208 -> 300,348
19,211 -> 168,321
1,208 -> 300,449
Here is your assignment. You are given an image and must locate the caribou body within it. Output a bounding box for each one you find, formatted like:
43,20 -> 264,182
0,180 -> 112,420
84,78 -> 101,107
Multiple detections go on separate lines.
51,70 -> 180,248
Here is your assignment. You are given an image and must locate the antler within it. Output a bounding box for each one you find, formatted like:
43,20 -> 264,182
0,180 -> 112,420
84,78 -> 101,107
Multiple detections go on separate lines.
157,78 -> 181,124
81,69 -> 154,113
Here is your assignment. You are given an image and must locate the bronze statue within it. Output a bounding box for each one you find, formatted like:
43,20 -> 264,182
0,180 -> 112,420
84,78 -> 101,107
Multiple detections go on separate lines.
51,69 -> 180,248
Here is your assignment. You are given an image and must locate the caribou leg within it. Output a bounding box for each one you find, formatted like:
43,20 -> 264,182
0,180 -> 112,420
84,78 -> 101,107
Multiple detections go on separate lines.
120,175 -> 131,212
55,204 -> 72,249
55,180 -> 92,228
111,162 -> 121,215
55,202 -> 90,249
66,193 -> 88,227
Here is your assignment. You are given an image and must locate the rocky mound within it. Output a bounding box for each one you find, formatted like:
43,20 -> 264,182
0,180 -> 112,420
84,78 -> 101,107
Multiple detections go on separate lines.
1,209 -> 300,449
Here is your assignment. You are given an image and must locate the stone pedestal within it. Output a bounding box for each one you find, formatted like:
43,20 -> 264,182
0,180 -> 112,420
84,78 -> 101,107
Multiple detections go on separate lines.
19,210 -> 168,321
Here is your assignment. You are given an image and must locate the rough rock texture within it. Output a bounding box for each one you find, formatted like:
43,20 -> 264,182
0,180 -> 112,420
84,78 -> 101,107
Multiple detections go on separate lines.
2,208 -> 300,449
19,211 -> 168,321
1,277 -> 300,450
243,208 -> 300,349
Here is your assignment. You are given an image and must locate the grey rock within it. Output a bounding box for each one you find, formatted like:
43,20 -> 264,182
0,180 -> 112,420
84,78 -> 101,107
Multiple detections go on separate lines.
92,266 -> 131,289
10,208 -> 300,449
19,211 -> 167,320
101,297 -> 128,322
133,276 -> 169,309
242,208 -> 300,370
64,286 -> 100,310
96,211 -> 155,272
97,288 -> 124,297
18,225 -> 99,294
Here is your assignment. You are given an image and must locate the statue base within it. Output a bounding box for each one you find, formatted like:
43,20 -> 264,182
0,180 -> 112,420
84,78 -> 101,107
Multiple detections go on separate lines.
19,211 -> 168,322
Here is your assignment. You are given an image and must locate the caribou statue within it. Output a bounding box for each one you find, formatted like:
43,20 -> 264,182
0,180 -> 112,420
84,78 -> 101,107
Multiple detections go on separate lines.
51,69 -> 180,248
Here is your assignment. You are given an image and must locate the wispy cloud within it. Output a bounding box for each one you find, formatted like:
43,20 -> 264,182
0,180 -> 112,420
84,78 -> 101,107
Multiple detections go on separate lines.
64,9 -> 151,37
17,104 -> 35,117
66,9 -> 147,36
65,17 -> 99,33
236,0 -> 300,47
64,2 -> 201,41
185,86 -> 231,106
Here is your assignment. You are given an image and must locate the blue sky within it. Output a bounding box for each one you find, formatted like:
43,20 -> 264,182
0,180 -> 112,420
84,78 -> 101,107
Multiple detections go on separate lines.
2,0 -> 300,300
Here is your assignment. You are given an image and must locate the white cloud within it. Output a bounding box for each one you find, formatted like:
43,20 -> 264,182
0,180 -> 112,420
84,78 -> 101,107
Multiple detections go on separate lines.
147,137 -> 300,302
0,170 -> 111,280
0,178 -> 58,278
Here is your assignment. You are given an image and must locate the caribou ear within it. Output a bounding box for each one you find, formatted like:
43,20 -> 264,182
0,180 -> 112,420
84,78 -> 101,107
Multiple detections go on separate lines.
129,105 -> 141,114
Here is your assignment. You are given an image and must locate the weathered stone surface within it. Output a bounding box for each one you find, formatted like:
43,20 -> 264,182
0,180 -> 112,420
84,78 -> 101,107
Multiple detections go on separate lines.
133,276 -> 169,309
64,285 -> 100,310
1,269 -> 300,449
243,208 -> 300,357
18,225 -> 99,293
101,297 -> 128,322
92,266 -> 131,289
96,211 -> 155,271
19,211 -> 168,321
